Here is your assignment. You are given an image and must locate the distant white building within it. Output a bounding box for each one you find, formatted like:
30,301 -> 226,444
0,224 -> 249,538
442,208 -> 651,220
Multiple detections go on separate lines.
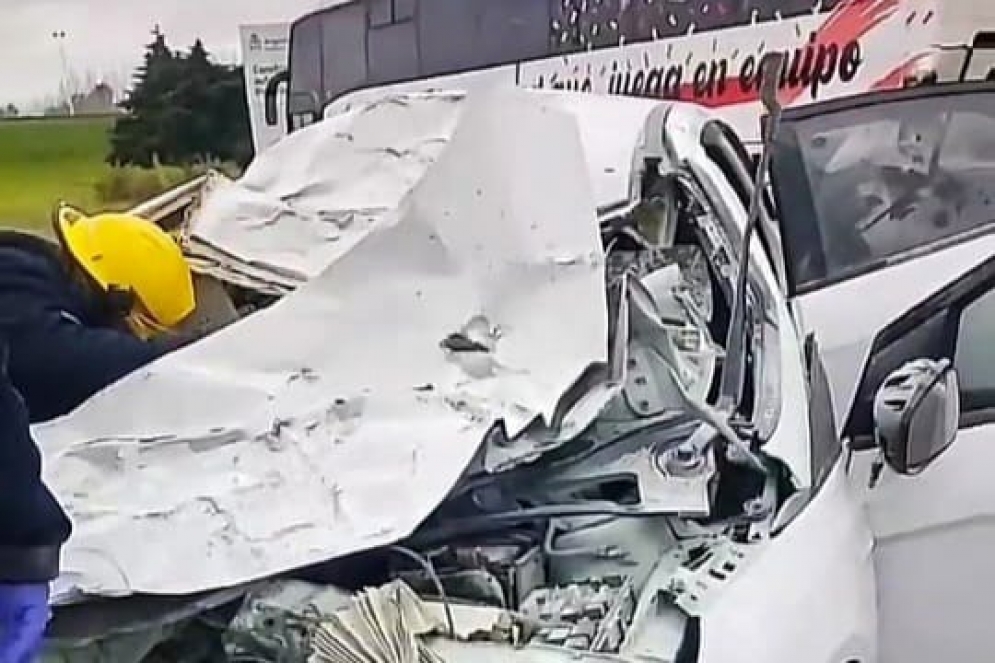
72,82 -> 118,116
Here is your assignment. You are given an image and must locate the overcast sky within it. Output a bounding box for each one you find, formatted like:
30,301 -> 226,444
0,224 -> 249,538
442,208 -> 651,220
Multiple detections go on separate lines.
0,0 -> 341,109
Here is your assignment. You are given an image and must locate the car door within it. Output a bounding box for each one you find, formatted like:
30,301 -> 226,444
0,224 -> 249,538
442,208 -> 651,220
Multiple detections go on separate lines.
704,80 -> 995,662
835,256 -> 995,663
765,81 -> 995,429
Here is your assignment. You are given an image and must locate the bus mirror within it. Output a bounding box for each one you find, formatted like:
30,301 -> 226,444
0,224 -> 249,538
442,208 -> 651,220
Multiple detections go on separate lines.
264,70 -> 290,127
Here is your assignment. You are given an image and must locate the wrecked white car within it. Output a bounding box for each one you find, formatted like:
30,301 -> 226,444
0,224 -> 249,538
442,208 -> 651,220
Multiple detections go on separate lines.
36,83 -> 992,663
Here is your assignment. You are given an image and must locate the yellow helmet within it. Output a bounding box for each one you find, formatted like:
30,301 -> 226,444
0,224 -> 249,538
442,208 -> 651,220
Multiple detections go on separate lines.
54,205 -> 195,339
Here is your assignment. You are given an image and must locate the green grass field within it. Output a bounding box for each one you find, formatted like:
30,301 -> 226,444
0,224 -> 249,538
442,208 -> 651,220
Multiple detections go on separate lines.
0,116 -> 240,236
0,116 -> 118,234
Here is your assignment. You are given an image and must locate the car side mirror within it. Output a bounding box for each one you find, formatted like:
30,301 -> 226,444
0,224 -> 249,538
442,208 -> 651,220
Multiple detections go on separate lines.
872,358 -> 960,476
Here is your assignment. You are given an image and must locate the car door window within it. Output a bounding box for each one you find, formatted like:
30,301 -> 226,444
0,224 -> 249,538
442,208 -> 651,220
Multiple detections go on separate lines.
954,287 -> 995,423
771,87 -> 995,296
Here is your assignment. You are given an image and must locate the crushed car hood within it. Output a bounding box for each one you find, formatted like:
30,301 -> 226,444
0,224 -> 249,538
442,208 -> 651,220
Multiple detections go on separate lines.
35,89 -> 639,601
188,92 -> 465,288
185,89 -> 664,292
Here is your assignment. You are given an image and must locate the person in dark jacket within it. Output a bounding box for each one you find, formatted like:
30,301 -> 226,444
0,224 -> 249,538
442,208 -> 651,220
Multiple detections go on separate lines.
0,207 -> 198,659
0,342 -> 70,662
0,207 -> 198,423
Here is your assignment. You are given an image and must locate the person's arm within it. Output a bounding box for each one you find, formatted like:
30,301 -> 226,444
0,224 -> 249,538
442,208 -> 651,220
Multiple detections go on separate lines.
0,342 -> 71,583
0,346 -> 65,662
9,312 -> 185,424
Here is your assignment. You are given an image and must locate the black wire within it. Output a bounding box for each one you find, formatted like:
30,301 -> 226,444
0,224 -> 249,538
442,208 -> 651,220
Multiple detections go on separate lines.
408,503 -> 657,549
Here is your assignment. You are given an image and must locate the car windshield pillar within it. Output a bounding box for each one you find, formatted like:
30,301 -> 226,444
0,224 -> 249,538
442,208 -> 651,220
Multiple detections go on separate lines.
681,161 -> 781,437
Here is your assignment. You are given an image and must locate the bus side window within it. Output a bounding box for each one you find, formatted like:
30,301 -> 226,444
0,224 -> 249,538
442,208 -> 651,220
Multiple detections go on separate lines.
552,0 -> 839,53
750,1 -> 814,20
961,32 -> 995,82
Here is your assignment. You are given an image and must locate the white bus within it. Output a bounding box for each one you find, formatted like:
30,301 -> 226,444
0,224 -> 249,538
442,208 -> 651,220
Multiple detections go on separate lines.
261,0 -> 995,149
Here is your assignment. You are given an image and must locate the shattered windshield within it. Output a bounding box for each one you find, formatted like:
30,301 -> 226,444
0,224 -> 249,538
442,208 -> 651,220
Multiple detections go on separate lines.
771,87 -> 995,293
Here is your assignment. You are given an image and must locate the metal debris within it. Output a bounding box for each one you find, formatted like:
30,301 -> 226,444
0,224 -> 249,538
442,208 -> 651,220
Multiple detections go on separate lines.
224,580 -> 352,661
311,580 -> 445,663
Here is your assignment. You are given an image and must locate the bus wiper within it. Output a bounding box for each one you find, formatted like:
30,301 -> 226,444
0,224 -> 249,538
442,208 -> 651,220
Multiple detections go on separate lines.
717,53 -> 786,418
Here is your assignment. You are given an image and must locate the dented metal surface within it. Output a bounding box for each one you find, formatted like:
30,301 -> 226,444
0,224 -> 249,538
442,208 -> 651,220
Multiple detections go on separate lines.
190,92 -> 466,284
37,89 -> 616,600
30,85 -> 850,663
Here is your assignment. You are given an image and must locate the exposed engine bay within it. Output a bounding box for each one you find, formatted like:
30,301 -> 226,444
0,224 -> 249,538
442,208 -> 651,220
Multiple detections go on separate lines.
206,169 -> 795,661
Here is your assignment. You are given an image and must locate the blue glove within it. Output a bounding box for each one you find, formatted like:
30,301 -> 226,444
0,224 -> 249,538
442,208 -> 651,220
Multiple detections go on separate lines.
0,583 -> 50,663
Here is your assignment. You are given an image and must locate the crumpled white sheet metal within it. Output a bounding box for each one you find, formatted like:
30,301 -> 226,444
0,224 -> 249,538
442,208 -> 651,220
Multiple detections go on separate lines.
35,88 -> 608,600
189,92 -> 466,284
187,89 -> 666,288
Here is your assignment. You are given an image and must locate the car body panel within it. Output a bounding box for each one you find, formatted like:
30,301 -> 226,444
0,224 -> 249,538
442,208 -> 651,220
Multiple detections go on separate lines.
41,89 -> 616,599
854,426 -> 995,663
794,231 -> 995,429
768,81 -> 995,425
696,461 -> 876,663
840,255 -> 995,663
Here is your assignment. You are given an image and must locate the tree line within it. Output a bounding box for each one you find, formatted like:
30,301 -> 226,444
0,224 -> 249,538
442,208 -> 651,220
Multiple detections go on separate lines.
108,28 -> 254,169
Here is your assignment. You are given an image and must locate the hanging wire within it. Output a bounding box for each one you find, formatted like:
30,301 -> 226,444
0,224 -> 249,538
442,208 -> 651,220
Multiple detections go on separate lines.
389,544 -> 457,637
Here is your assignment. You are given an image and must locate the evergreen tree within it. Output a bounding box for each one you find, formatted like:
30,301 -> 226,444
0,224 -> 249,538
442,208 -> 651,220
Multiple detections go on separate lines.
171,39 -> 215,162
201,63 -> 254,166
109,27 -> 175,165
109,29 -> 253,168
